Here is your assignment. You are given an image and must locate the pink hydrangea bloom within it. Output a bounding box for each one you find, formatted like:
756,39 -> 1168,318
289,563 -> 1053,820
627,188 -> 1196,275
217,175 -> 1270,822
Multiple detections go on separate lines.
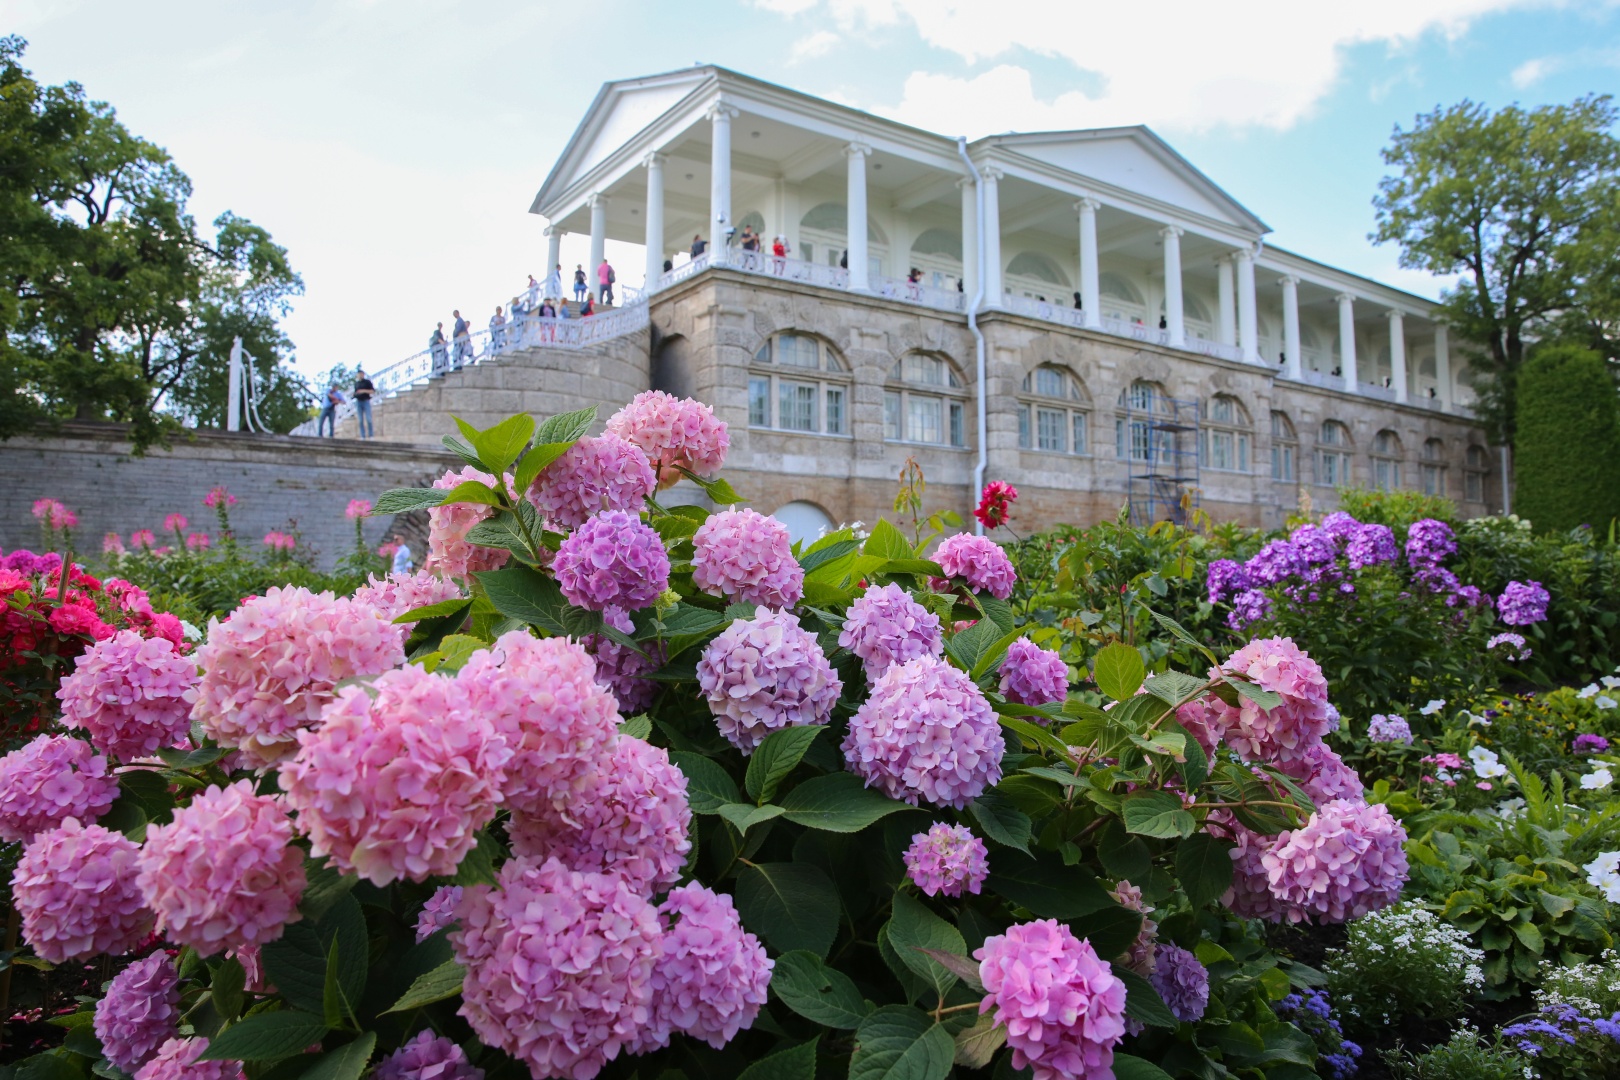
56,630 -> 197,761
999,637 -> 1068,707
452,857 -> 662,1080
373,1030 -> 484,1080
416,885 -> 464,943
352,570 -> 464,624
133,1037 -> 244,1080
1278,743 -> 1365,805
1218,816 -> 1292,922
0,735 -> 118,843
841,655 -> 1004,809
697,609 -> 842,753
931,534 -> 1017,600
425,466 -> 512,583
507,736 -> 691,896
903,823 -> 990,897
94,953 -> 181,1074
1262,799 -> 1408,924
13,819 -> 152,962
838,583 -> 943,680
552,509 -> 670,612
456,632 -> 620,816
280,665 -> 512,885
191,586 -> 403,768
691,509 -> 804,609
528,434 -> 657,529
1202,637 -> 1334,765
136,781 -> 306,953
976,920 -> 1127,1080
1110,880 -> 1157,976
632,883 -> 773,1052
605,390 -> 730,489
1175,696 -> 1225,760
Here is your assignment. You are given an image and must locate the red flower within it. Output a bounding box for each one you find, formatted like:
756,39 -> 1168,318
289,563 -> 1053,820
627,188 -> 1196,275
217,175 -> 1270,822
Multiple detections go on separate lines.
973,481 -> 1018,530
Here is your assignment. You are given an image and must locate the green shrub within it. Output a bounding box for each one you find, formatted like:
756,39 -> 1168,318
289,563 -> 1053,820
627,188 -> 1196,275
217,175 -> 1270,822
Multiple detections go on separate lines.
1336,486 -> 1458,536
1324,903 -> 1485,1030
1385,1025 -> 1534,1080
1534,948 -> 1620,1015
1514,342 -> 1620,535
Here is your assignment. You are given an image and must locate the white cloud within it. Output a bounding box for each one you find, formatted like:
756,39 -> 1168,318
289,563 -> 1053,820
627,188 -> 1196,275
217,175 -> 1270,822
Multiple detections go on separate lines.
751,0 -> 823,12
790,30 -> 841,62
1510,46 -> 1620,87
1510,57 -> 1552,86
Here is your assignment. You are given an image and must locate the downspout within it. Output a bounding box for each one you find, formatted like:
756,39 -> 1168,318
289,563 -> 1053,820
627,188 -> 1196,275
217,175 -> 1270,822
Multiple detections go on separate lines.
957,137 -> 989,535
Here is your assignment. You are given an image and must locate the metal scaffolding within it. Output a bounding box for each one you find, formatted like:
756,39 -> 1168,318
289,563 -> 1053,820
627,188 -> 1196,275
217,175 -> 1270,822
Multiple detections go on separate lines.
1125,389 -> 1201,526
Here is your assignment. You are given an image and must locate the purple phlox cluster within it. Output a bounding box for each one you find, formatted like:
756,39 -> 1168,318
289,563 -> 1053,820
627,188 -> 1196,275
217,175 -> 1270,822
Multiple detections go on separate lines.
837,583 -> 943,680
12,818 -> 153,962
605,390 -> 730,488
903,823 -> 990,897
1260,799 -> 1408,923
976,920 -> 1128,1080
1575,733 -> 1611,755
1366,713 -> 1413,744
528,433 -> 657,529
416,885 -> 465,942
56,630 -> 196,761
1206,637 -> 1335,765
931,533 -> 1017,600
1412,565 -> 1461,595
1149,944 -> 1209,1023
691,508 -> 805,609
452,857 -> 663,1080
1486,631 -> 1532,661
94,953 -> 182,1075
1319,512 -> 1359,541
1404,518 -> 1457,569
631,883 -> 773,1052
1206,559 -> 1250,605
0,734 -> 118,843
506,736 -> 692,896
1277,743 -> 1365,804
351,570 -> 464,625
697,609 -> 841,753
1289,524 -> 1339,568
1497,579 -> 1550,626
133,1037 -> 245,1080
552,509 -> 670,612
841,655 -> 1004,809
1244,539 -> 1304,587
280,665 -> 512,885
1345,522 -> 1397,569
1448,583 -> 1487,609
584,629 -> 664,715
136,781 -> 306,954
999,637 -> 1069,707
1227,587 -> 1273,631
373,1030 -> 485,1080
425,466 -> 512,583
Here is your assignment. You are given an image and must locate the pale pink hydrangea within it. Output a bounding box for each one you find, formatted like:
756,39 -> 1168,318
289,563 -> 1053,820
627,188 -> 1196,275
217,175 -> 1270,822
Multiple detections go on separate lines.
931,534 -> 1017,600
605,390 -> 730,488
999,637 -> 1068,707
505,736 -> 691,896
691,508 -> 804,609
632,883 -> 773,1052
351,570 -> 464,624
1278,743 -> 1365,805
373,1030 -> 484,1080
1262,799 -> 1408,923
190,586 -> 404,768
838,583 -> 943,680
94,953 -> 181,1074
976,920 -> 1128,1080
136,781 -> 306,953
452,857 -> 662,1080
456,632 -> 620,815
133,1037 -> 244,1080
56,630 -> 197,761
903,823 -> 989,897
0,735 -> 118,843
841,655 -> 1004,809
13,819 -> 153,962
528,434 -> 657,529
697,609 -> 842,753
425,466 -> 512,583
415,885 -> 464,943
280,665 -> 512,885
551,509 -> 670,612
1201,637 -> 1334,765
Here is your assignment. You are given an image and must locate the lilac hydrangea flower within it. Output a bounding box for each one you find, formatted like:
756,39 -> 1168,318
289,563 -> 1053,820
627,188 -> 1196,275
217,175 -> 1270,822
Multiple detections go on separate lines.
903,823 -> 990,897
527,433 -> 656,530
931,534 -> 1017,599
1404,518 -> 1456,568
94,953 -> 181,1075
551,509 -> 670,612
416,885 -> 464,942
691,508 -> 804,609
1149,944 -> 1209,1024
631,883 -> 773,1052
1366,714 -> 1413,744
999,637 -> 1068,707
976,920 -> 1127,1079
1497,580 -> 1549,626
697,609 -> 842,753
838,583 -> 943,680
373,1030 -> 484,1080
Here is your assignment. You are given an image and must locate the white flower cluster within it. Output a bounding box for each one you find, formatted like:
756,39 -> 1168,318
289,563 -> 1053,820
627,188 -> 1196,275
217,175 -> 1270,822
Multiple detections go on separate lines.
1584,851 -> 1620,901
1470,745 -> 1508,779
1576,680 -> 1620,708
1533,949 -> 1620,1017
1325,903 -> 1485,1025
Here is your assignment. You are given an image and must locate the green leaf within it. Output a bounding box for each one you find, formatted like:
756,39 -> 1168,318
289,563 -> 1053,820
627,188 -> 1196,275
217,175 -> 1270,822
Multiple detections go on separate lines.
1226,675 -> 1283,714
1175,834 -> 1235,909
968,793 -> 1032,855
995,713 -> 1074,760
735,862 -> 841,958
1128,730 -> 1186,759
437,480 -> 503,507
916,948 -> 984,992
1070,904 -> 1145,962
534,404 -> 598,446
1142,670 -> 1208,708
976,593 -> 1016,633
669,751 -> 742,813
371,487 -> 446,515
1144,607 -> 1218,665
1093,642 -> 1146,701
971,626 -> 1027,681
746,725 -> 827,803
383,960 -> 466,1014
770,951 -> 872,1029
391,597 -> 471,625
476,565 -> 600,638
1113,1052 -> 1177,1080
943,618 -> 1002,673
440,434 -> 485,470
619,714 -> 653,740
649,603 -> 730,639
463,514 -> 535,561
800,538 -> 861,573
778,772 -> 911,833
466,413 -> 536,474
985,851 -> 1114,918
1113,965 -> 1177,1029
1096,819 -> 1152,881
1122,791 -> 1196,839
263,894 -> 367,1019
887,892 -> 967,997
197,1011 -> 330,1062
452,831 -> 501,887
689,473 -> 746,504
736,1036 -> 819,1080
717,802 -> 787,835
863,520 -> 915,561
849,1005 -> 954,1080
952,1013 -> 1006,1069
211,957 -> 246,1021
295,1032 -> 377,1080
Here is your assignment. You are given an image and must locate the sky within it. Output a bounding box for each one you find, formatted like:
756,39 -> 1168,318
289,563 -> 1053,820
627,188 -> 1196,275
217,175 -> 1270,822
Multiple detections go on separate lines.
7,0 -> 1620,387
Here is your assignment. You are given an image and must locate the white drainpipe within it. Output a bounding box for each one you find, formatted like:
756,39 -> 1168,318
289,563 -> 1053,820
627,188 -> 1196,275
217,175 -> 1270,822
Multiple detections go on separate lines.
957,137 -> 989,535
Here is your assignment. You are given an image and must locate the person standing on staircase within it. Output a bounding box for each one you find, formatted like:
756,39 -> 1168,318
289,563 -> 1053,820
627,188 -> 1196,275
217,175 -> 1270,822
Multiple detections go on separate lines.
452,310 -> 471,369
546,263 -> 563,299
429,322 -> 448,374
353,369 -> 375,438
598,258 -> 615,305
317,382 -> 345,437
573,265 -> 588,303
489,306 -> 507,354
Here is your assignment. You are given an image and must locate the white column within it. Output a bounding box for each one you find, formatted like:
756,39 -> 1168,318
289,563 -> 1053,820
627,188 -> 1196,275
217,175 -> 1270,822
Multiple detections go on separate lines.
1160,226 -> 1185,348
1279,275 -> 1302,380
844,141 -> 872,292
1216,257 -> 1235,346
643,152 -> 665,293
1337,293 -> 1359,392
981,165 -> 1003,308
588,195 -> 608,283
1235,248 -> 1258,363
1434,323 -> 1452,411
1387,309 -> 1408,404
708,102 -> 737,266
958,178 -> 978,301
1078,198 -> 1100,327
544,227 -> 564,294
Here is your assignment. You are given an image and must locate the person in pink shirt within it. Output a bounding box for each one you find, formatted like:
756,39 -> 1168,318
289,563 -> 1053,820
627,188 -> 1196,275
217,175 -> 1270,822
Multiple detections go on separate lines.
597,258 -> 615,305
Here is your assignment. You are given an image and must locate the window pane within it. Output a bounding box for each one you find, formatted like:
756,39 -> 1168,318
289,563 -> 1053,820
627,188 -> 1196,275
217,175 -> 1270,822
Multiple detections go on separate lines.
1115,418 -> 1124,458
780,381 -> 817,431
1072,412 -> 1086,455
884,392 -> 901,440
1037,408 -> 1065,451
1019,406 -> 1032,449
826,386 -> 845,435
778,334 -> 819,369
1131,420 -> 1151,462
749,377 -> 770,427
1466,472 -> 1483,501
1035,367 -> 1065,398
904,355 -> 943,385
1128,383 -> 1153,410
754,341 -> 772,364
1212,397 -> 1234,424
1212,432 -> 1233,471
908,396 -> 943,444
950,403 -> 964,447
1238,435 -> 1249,473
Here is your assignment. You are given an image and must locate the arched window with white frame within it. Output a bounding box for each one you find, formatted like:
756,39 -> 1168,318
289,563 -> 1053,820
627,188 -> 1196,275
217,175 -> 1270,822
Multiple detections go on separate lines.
750,333 -> 851,437
885,353 -> 969,448
1316,420 -> 1353,487
1201,394 -> 1251,473
1115,380 -> 1170,462
1270,411 -> 1297,482
1016,364 -> 1089,455
1371,429 -> 1403,491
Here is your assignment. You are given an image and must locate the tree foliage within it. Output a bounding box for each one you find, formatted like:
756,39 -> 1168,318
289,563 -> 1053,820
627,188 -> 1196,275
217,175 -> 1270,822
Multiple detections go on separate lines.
1513,342 -> 1620,535
0,36 -> 309,449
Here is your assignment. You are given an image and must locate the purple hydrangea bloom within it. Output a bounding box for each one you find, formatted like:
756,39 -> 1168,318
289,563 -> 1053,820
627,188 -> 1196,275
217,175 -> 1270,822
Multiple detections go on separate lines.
1227,588 -> 1272,630
373,1030 -> 484,1080
1206,559 -> 1249,605
1496,580 -> 1549,626
999,637 -> 1068,707
837,583 -> 943,680
1149,944 -> 1209,1023
1404,518 -> 1456,568
415,885 -> 463,942
697,609 -> 842,753
1344,523 -> 1396,569
903,823 -> 990,898
1366,714 -> 1413,744
1245,539 -> 1302,587
551,509 -> 670,613
94,953 -> 181,1075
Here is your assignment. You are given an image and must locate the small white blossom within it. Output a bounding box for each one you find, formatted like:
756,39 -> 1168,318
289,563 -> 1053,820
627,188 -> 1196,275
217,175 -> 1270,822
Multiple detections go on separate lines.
1420,699 -> 1446,716
1580,767 -> 1613,791
1493,798 -> 1527,819
1597,695 -> 1618,710
1469,745 -> 1507,779
1584,852 -> 1620,901
1601,675 -> 1620,690
1578,683 -> 1600,699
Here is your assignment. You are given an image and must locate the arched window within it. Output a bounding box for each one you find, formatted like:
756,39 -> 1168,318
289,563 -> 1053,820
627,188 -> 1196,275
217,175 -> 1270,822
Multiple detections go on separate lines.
770,501 -> 835,546
1465,444 -> 1489,502
798,203 -> 888,273
1017,365 -> 1089,455
1201,395 -> 1251,473
1316,420 -> 1353,488
750,333 -> 850,436
1421,438 -> 1446,496
910,229 -> 964,290
1270,411 -> 1297,482
1371,429 -> 1403,491
885,353 -> 969,447
1099,272 -> 1146,324
1114,380 -> 1168,462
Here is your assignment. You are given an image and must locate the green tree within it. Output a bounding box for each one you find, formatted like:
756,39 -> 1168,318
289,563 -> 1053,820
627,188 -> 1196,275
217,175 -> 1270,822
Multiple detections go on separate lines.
1513,342 -> 1620,534
1372,95 -> 1620,443
0,36 -> 308,448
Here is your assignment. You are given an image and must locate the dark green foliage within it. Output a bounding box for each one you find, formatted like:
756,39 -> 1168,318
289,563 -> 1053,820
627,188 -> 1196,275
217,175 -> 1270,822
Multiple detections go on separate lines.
1512,343 -> 1620,535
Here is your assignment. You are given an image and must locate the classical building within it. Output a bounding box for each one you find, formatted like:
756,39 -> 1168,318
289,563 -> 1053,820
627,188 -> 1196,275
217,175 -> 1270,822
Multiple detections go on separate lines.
334,65 -> 1498,538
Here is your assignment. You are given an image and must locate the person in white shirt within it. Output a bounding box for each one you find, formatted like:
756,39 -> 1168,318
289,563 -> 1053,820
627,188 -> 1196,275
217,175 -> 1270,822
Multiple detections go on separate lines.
390,533 -> 413,575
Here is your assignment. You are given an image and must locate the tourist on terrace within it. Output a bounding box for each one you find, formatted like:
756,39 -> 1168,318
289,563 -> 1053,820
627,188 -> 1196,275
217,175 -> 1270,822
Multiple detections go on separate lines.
489,306 -> 507,353
691,234 -> 707,258
573,264 -> 587,303
524,274 -> 540,309
317,382 -> 345,437
663,256 -> 674,274
545,263 -> 563,298
451,310 -> 472,369
1073,292 -> 1082,310
771,236 -> 788,274
353,369 -> 375,439
390,532 -> 413,575
906,267 -> 922,300
739,226 -> 760,270
579,293 -> 595,317
429,322 -> 448,374
598,258 -> 615,305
